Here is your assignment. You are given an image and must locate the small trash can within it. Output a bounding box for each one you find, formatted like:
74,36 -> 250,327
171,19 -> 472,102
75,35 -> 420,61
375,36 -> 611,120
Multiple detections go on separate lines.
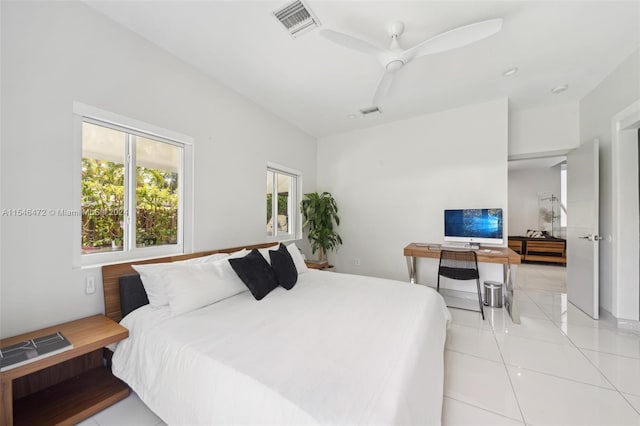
484,280 -> 503,307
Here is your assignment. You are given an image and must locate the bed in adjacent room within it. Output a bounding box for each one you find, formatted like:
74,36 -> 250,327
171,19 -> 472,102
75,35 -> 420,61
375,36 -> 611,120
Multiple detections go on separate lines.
102,243 -> 450,425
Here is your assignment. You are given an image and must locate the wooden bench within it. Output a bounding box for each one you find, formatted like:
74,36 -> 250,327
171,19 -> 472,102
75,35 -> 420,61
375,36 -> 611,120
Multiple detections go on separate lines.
524,240 -> 566,264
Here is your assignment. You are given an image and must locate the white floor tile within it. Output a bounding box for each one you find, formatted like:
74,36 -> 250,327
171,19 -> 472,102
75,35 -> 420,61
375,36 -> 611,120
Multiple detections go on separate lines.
513,291 -> 532,303
492,316 -> 572,346
484,306 -> 512,326
495,334 -> 613,389
623,393 -> 640,413
508,366 -> 640,425
547,303 -> 617,330
75,418 -> 99,426
446,324 -> 502,362
512,299 -> 551,320
582,349 -> 640,396
449,308 -> 492,330
442,397 -> 524,425
515,264 -> 566,293
562,324 -> 640,359
444,350 -> 522,420
522,289 -> 567,308
92,392 -> 162,426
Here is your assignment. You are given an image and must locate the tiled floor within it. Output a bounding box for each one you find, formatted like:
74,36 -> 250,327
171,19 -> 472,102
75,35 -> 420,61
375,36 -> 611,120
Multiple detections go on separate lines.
80,264 -> 640,425
441,263 -> 640,425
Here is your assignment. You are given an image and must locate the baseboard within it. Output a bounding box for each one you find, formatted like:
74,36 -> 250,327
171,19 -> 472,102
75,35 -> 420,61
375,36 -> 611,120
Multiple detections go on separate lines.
600,309 -> 640,333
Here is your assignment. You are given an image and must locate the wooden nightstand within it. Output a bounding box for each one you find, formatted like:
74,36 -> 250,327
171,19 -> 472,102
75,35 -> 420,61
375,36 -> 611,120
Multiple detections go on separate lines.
305,260 -> 330,270
0,315 -> 129,426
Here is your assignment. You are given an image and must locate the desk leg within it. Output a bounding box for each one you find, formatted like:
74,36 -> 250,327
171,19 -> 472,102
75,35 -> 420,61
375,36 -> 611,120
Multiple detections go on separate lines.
503,264 -> 520,324
406,256 -> 417,284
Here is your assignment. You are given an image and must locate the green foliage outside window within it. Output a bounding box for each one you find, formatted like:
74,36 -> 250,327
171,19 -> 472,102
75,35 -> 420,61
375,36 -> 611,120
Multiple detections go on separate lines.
82,158 -> 178,251
266,193 -> 289,223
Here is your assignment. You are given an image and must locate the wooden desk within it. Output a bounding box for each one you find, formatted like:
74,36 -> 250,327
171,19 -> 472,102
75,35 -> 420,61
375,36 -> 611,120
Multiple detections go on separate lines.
404,243 -> 521,323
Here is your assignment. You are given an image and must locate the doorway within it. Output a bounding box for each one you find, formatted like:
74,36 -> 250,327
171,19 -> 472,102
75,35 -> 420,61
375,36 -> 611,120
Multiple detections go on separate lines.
508,155 -> 568,293
611,100 -> 640,321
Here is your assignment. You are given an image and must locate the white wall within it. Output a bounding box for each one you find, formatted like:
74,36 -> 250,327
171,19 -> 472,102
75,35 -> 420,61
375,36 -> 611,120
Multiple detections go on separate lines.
615,117 -> 639,320
580,49 -> 640,317
0,2 -> 317,337
317,99 -> 508,289
508,166 -> 562,236
509,102 -> 580,157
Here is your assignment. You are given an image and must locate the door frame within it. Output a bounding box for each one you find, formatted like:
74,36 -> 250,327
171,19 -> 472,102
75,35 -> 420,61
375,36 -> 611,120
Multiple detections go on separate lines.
611,99 -> 640,320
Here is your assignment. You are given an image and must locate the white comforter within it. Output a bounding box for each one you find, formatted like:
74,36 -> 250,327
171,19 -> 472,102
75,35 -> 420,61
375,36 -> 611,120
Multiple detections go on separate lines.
112,270 -> 450,425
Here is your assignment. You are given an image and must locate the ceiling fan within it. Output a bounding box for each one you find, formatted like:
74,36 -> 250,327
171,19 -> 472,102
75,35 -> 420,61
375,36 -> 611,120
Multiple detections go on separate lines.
320,18 -> 503,107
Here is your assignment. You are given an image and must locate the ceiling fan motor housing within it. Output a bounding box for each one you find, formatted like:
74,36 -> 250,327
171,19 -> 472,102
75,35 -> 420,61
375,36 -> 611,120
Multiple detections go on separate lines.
385,59 -> 405,71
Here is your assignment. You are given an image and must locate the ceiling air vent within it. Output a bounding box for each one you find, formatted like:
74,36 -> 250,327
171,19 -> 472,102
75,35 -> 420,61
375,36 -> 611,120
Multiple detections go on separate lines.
273,0 -> 320,38
360,106 -> 382,117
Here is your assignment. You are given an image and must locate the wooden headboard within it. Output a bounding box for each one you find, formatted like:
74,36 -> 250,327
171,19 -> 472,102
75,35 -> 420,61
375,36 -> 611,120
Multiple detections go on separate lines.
102,242 -> 278,323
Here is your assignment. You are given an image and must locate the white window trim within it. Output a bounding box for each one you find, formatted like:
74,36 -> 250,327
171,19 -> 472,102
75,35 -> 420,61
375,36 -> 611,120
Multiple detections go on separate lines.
73,102 -> 194,268
267,162 -> 302,242
560,164 -> 567,229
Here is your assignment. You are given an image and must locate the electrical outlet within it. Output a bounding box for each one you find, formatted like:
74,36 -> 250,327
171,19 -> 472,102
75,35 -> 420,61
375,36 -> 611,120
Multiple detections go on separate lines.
86,276 -> 96,294
354,258 -> 361,266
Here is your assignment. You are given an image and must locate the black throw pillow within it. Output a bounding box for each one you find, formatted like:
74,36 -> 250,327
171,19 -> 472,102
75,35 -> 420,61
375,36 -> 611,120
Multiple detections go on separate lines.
269,243 -> 298,290
229,249 -> 279,300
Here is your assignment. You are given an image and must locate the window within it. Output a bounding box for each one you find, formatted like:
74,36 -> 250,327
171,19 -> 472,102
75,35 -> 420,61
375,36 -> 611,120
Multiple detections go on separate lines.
75,103 -> 193,265
266,165 -> 300,240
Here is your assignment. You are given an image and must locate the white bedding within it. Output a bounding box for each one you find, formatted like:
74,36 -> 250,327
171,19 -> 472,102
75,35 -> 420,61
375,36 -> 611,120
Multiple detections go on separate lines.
112,270 -> 450,425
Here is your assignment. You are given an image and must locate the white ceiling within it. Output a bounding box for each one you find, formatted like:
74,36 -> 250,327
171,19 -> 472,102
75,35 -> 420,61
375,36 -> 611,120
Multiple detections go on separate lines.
86,1 -> 640,138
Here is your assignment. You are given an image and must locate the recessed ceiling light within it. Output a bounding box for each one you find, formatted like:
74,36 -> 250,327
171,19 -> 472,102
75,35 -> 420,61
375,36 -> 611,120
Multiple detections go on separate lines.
347,114 -> 357,119
551,84 -> 569,94
502,67 -> 518,77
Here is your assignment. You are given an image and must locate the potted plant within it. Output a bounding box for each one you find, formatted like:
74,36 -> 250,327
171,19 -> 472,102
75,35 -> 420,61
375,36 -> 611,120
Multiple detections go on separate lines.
300,192 -> 343,262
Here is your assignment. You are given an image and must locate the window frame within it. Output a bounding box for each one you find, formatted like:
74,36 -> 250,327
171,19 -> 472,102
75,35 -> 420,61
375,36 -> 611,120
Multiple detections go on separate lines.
266,162 -> 302,241
73,102 -> 194,267
560,163 -> 567,228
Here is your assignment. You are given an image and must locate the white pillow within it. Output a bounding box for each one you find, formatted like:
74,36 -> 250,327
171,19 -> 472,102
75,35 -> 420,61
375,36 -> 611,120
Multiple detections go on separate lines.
258,244 -> 280,264
195,253 -> 230,263
228,248 -> 249,259
164,260 -> 247,316
286,242 -> 309,274
132,253 -> 230,307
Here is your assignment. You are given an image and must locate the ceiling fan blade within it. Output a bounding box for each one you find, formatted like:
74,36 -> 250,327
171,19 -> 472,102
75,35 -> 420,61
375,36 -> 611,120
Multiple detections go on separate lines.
408,18 -> 503,59
320,29 -> 384,55
372,70 -> 395,106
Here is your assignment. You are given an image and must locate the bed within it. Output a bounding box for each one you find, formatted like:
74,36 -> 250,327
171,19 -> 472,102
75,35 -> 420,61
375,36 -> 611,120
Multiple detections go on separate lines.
102,243 -> 450,425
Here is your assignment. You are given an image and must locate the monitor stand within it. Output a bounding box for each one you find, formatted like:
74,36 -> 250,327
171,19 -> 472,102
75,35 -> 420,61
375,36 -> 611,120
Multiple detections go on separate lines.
441,242 -> 481,250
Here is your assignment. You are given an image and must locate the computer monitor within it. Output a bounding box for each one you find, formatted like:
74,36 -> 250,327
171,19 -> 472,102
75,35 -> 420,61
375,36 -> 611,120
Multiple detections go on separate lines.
444,208 -> 503,245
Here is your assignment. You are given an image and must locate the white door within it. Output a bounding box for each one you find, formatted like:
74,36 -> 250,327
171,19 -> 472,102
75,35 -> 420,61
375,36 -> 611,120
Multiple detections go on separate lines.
567,139 -> 600,319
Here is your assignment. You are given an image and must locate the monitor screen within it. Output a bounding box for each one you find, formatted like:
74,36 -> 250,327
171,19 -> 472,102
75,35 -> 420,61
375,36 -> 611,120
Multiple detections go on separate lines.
444,208 -> 503,244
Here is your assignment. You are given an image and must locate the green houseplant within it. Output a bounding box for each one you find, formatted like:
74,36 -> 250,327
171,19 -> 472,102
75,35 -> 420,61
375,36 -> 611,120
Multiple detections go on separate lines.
300,192 -> 343,261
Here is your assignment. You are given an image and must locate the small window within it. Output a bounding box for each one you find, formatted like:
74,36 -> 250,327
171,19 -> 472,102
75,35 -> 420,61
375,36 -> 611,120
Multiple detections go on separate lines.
266,165 -> 300,240
78,109 -> 192,264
